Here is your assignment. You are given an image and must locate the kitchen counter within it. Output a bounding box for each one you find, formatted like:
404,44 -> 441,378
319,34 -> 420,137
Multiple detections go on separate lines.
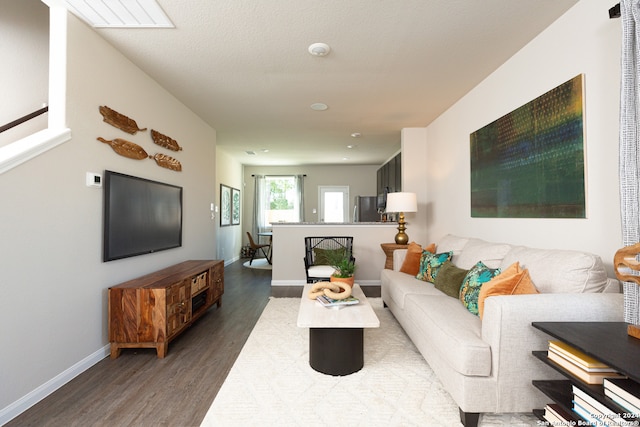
271,222 -> 396,226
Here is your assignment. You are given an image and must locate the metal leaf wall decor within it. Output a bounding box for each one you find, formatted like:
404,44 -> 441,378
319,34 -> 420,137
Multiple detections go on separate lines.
99,105 -> 147,134
97,137 -> 149,160
151,129 -> 183,151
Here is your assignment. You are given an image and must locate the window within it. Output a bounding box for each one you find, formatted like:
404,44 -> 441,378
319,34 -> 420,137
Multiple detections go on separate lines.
264,176 -> 300,223
253,175 -> 304,235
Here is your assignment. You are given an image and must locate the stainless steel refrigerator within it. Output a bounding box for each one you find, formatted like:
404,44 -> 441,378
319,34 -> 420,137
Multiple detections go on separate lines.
353,196 -> 379,222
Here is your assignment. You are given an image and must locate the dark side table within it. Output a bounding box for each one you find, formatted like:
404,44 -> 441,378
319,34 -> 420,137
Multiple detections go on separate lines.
531,322 -> 640,423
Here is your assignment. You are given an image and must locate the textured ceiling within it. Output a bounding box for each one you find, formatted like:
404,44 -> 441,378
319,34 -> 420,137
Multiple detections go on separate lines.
88,0 -> 579,166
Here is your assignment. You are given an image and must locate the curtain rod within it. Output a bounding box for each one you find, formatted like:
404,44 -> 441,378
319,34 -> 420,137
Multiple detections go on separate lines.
610,3 -> 620,19
251,174 -> 307,177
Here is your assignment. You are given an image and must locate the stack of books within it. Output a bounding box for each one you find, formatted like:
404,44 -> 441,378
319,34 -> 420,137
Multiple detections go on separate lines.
547,340 -> 624,385
604,378 -> 640,420
572,386 -> 628,426
316,295 -> 359,308
543,403 -> 575,426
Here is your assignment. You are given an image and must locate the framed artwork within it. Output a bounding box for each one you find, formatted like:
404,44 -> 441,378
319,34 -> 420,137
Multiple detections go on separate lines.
231,187 -> 241,225
470,74 -> 586,218
220,184 -> 231,226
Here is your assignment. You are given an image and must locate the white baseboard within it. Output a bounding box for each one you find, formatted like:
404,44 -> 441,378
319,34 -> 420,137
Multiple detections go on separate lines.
225,255 -> 240,266
0,344 -> 110,426
270,280 -> 380,286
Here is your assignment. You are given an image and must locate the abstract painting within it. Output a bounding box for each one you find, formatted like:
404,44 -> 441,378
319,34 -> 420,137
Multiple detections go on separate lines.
470,74 -> 586,218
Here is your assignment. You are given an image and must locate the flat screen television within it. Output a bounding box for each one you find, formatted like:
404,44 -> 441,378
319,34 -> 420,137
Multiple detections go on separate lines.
103,170 -> 183,262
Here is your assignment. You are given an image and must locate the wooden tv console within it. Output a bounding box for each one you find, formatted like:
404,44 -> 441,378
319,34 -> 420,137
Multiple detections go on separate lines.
108,260 -> 223,359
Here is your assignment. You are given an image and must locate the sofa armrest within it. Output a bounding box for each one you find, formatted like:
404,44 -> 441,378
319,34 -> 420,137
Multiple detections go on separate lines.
392,249 -> 408,271
480,293 -> 624,412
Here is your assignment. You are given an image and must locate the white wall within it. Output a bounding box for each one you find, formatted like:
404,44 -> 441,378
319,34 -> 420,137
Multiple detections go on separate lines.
414,0 -> 621,274
401,128 -> 428,246
0,0 -> 49,147
0,12 -> 217,419
216,149 -> 243,264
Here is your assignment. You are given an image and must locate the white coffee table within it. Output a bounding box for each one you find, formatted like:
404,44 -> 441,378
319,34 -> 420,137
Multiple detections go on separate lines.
297,283 -> 380,375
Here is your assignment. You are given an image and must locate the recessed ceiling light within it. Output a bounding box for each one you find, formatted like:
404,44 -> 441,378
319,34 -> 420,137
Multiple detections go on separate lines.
351,132 -> 362,138
261,148 -> 269,153
64,0 -> 174,28
245,150 -> 256,155
308,43 -> 331,57
310,103 -> 328,111
342,157 -> 350,161
347,145 -> 357,149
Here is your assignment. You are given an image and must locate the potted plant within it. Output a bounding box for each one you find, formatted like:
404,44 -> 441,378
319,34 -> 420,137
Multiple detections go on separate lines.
325,250 -> 356,287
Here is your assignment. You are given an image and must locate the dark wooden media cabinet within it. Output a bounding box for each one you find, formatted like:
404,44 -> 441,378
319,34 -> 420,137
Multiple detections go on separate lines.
108,260 -> 224,359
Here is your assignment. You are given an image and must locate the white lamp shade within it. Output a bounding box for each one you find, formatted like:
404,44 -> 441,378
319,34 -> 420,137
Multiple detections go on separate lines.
386,192 -> 417,213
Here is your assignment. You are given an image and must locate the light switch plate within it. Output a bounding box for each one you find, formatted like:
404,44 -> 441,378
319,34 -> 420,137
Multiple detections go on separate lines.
86,172 -> 102,188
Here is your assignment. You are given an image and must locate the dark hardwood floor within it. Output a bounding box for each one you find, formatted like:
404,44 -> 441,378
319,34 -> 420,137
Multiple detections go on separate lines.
7,260 -> 379,427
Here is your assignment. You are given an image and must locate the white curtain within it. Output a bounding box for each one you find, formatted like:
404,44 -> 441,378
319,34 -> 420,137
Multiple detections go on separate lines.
252,175 -> 268,238
295,174 -> 305,222
619,0 -> 640,323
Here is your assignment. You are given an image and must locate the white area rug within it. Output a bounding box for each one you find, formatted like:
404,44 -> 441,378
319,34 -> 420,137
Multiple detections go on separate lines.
201,298 -> 537,427
243,258 -> 272,270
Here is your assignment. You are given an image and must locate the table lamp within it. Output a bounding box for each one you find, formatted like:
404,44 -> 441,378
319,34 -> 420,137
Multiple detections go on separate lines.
385,192 -> 418,245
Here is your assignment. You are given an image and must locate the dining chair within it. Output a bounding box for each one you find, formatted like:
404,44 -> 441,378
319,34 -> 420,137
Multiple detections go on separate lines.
247,232 -> 271,265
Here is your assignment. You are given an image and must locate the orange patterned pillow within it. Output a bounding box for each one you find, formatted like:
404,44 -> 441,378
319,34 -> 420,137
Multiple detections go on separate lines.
478,261 -> 539,319
400,242 -> 435,275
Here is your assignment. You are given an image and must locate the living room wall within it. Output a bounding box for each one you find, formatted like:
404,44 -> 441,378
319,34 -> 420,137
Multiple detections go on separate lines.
216,149 -> 243,264
0,11 -> 217,420
412,0 -> 621,274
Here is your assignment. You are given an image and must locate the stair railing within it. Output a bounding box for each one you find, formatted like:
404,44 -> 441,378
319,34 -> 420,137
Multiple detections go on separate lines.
0,106 -> 49,134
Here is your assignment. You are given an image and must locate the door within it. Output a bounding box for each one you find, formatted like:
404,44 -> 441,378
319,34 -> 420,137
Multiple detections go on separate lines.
319,186 -> 349,222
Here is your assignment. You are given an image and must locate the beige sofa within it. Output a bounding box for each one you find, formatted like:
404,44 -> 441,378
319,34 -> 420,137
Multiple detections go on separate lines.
380,234 -> 624,427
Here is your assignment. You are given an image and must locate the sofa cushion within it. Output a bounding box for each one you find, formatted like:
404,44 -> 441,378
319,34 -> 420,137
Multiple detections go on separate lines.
477,262 -> 539,319
500,246 -> 608,293
400,242 -> 435,275
416,251 -> 453,282
455,238 -> 512,270
381,269 -> 445,309
313,247 -> 345,265
307,265 -> 335,277
436,234 -> 469,266
405,294 -> 491,376
434,261 -> 469,298
460,261 -> 501,315
393,249 -> 408,271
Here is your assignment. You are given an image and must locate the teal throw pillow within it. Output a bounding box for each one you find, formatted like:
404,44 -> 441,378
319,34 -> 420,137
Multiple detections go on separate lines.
434,261 -> 469,298
415,251 -> 453,283
459,261 -> 501,316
